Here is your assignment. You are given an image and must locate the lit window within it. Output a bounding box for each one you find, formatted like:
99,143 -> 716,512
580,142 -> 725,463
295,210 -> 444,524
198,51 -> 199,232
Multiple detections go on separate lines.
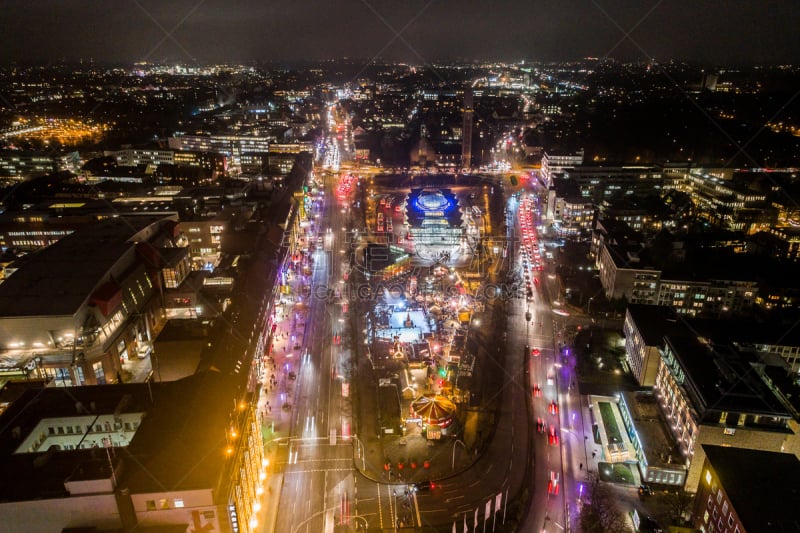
173,498 -> 185,508
705,470 -> 712,485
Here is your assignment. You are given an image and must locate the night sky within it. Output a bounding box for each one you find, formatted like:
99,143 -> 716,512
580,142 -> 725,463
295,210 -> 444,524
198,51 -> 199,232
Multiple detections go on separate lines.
1,0 -> 798,65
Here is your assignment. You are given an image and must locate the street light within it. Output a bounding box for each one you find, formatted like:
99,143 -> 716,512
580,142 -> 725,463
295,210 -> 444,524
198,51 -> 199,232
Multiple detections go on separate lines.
452,439 -> 466,470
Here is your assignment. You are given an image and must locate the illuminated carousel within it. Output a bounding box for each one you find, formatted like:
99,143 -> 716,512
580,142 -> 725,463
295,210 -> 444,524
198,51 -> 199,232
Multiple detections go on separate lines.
409,394 -> 457,438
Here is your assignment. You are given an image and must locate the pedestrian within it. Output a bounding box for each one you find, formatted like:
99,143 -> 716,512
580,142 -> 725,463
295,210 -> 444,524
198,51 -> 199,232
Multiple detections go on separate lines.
580,463 -> 583,470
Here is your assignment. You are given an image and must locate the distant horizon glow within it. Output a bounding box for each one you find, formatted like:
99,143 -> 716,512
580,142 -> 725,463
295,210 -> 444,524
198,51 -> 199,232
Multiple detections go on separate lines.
0,1 -> 798,65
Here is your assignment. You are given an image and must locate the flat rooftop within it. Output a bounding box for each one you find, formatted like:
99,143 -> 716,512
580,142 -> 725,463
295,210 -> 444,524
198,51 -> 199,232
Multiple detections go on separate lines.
124,371 -> 237,493
667,334 -> 792,419
702,444 -> 800,532
621,391 -> 684,468
0,216 -> 166,317
0,382 -> 153,502
626,304 -> 682,346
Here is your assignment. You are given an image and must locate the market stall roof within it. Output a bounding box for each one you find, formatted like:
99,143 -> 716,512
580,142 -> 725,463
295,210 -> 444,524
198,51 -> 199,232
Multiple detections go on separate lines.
410,394 -> 456,424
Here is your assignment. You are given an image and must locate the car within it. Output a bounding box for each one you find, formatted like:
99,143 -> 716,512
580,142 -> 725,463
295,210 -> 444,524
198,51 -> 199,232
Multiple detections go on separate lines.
288,372 -> 297,380
547,373 -> 554,386
536,417 -> 546,433
531,348 -> 540,357
412,480 -> 436,492
533,384 -> 542,397
548,426 -> 559,446
547,472 -> 559,495
548,401 -> 558,415
638,485 -> 654,497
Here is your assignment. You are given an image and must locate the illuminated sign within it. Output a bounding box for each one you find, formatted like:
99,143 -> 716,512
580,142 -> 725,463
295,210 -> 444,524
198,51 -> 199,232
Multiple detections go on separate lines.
228,503 -> 239,532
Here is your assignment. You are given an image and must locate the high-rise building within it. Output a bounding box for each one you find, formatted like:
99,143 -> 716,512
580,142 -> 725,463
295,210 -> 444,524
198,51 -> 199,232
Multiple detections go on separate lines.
461,88 -> 473,169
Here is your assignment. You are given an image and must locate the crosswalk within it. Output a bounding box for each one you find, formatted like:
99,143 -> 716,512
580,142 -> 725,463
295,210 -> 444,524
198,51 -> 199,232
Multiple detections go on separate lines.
276,436 -> 425,531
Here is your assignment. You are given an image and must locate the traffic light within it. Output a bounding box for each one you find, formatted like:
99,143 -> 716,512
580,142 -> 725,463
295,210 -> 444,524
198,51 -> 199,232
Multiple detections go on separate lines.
438,367 -> 446,378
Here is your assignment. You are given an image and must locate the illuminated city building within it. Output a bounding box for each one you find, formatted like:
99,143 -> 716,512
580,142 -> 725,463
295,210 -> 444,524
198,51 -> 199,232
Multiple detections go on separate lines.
680,170 -> 773,232
540,150 -> 584,187
461,88 -> 473,169
404,189 -> 467,263
653,335 -> 800,492
595,229 -> 759,316
0,373 -> 267,533
692,445 -> 800,533
168,134 -> 273,168
0,151 -> 56,178
561,165 -> 664,203
0,216 -> 182,385
104,148 -> 227,181
108,148 -> 175,167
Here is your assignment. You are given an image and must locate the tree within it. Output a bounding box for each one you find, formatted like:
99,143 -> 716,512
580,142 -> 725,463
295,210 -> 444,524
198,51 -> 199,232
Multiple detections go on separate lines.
665,486 -> 694,526
580,474 -> 631,533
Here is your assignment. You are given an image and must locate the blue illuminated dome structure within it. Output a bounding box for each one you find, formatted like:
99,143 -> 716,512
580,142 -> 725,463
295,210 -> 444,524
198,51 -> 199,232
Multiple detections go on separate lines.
404,189 -> 465,263
415,190 -> 451,212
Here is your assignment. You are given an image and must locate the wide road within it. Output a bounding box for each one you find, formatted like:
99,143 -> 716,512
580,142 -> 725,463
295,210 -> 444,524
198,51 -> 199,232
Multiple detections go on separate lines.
275,173 -> 550,533
519,188 -> 596,533
274,167 -> 417,533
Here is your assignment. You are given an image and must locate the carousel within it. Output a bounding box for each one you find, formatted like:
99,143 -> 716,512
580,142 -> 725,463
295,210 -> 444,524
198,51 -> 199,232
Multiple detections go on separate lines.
409,394 -> 457,435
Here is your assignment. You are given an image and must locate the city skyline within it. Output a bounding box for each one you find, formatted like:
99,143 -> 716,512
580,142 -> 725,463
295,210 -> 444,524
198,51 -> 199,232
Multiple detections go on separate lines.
2,3 -> 800,532
0,0 -> 799,65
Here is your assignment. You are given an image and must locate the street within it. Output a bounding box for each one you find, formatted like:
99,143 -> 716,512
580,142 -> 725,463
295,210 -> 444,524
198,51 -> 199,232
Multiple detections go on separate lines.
256,118 -> 599,533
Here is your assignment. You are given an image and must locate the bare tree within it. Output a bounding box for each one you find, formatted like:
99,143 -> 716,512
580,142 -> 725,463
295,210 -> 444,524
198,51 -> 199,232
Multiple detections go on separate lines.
665,486 -> 694,525
580,474 -> 631,533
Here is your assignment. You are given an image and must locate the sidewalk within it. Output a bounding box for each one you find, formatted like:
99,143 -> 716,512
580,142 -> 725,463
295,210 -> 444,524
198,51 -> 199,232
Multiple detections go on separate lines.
256,256 -> 313,533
